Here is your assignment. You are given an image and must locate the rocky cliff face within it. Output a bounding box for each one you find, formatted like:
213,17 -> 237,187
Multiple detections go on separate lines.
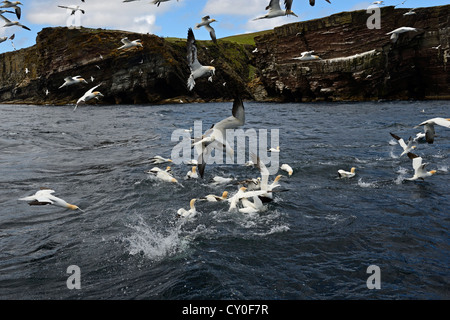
0,5 -> 449,105
253,5 -> 450,102
0,27 -> 255,105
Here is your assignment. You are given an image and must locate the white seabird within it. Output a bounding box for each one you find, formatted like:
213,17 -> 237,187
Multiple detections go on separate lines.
147,166 -> 178,183
280,163 -> 293,176
185,166 -> 199,179
152,0 -> 178,7
0,13 -> 30,30
59,76 -> 88,89
239,196 -> 267,214
0,1 -> 22,19
202,191 -> 228,202
268,146 -> 280,152
57,5 -> 85,15
390,132 -> 416,156
338,167 -> 356,178
75,84 -> 104,111
293,51 -> 321,61
118,37 -> 143,50
386,27 -> 418,43
193,96 -> 245,178
251,153 -> 282,202
177,199 -> 197,218
211,176 -> 235,185
186,28 -> 215,91
19,188 -> 83,212
195,15 -> 217,43
149,155 -> 173,164
403,8 -> 416,16
406,152 -> 436,181
413,117 -> 450,144
254,0 -> 298,20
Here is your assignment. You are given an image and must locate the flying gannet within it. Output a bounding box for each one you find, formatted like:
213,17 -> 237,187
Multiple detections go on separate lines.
386,27 -> 418,43
75,84 -> 104,111
186,28 -> 215,91
253,0 -> 298,20
309,0 -> 331,6
147,166 -> 178,183
57,5 -> 85,15
406,152 -> 436,181
177,199 -> 197,218
0,1 -> 21,19
293,51 -> 321,61
0,13 -> 29,30
251,153 -> 282,202
152,0 -> 178,7
118,37 -> 143,50
338,167 -> 356,178
403,8 -> 416,16
193,96 -> 245,178
390,132 -> 416,156
19,188 -> 83,212
195,15 -> 217,43
59,76 -> 88,89
149,155 -> 173,164
414,117 -> 450,144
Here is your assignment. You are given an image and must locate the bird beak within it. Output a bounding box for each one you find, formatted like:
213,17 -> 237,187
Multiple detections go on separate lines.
430,170 -> 437,175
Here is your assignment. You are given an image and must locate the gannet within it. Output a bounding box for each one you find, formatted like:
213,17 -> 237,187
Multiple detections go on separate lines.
193,96 -> 245,178
211,176 -> 234,185
186,28 -> 215,91
152,0 -> 178,7
0,1 -> 21,19
293,51 -> 321,61
254,0 -> 298,20
259,175 -> 282,202
338,167 -> 356,178
147,166 -> 178,183
195,15 -> 217,43
280,163 -> 293,176
268,146 -> 280,152
0,13 -> 30,30
406,153 -> 436,181
239,196 -> 266,214
390,132 -> 416,156
373,1 -> 384,4
228,187 -> 273,211
19,188 -> 83,212
177,199 -> 197,218
57,5 -> 85,15
237,177 -> 261,191
403,8 -> 416,16
414,117 -> 450,144
118,37 -> 143,50
0,36 -> 7,43
75,84 -> 103,111
59,76 -> 88,89
309,0 -> 331,6
149,155 -> 173,164
202,191 -> 228,202
386,27 -> 418,43
413,132 -> 426,143
185,166 -> 198,179
251,153 -> 282,202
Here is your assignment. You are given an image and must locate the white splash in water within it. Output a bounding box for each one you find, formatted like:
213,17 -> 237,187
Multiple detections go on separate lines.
357,178 -> 377,188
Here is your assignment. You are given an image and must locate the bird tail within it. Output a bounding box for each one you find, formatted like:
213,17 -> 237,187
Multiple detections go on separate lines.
187,75 -> 195,91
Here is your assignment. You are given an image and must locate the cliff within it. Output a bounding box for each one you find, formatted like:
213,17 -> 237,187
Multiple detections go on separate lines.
0,4 -> 449,105
253,5 -> 450,102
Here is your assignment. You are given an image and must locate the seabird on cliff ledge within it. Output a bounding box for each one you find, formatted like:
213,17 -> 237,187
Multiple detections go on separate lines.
254,0 -> 298,20
186,28 -> 215,91
413,117 -> 450,144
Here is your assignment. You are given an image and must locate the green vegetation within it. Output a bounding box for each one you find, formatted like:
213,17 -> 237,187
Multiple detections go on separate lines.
219,30 -> 272,46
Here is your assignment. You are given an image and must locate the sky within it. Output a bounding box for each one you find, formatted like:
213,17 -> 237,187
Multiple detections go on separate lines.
0,0 -> 449,54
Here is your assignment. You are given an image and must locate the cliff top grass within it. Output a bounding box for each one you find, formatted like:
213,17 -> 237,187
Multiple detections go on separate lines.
164,30 -> 272,46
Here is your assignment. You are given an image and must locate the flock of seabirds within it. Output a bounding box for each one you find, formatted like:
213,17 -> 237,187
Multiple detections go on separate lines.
1,0 -> 448,218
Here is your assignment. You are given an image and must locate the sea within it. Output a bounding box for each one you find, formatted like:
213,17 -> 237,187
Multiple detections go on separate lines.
0,100 -> 449,301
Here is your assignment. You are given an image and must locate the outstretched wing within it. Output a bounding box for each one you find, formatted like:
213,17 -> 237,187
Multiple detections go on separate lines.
187,28 -> 202,71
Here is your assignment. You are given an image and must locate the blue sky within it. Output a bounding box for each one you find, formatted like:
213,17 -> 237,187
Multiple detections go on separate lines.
1,0 -> 448,54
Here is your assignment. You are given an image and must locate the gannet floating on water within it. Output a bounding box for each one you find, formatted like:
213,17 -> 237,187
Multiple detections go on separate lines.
147,166 -> 178,183
338,167 -> 356,178
152,0 -> 178,7
75,84 -> 104,111
202,191 -> 228,202
185,166 -> 198,179
0,1 -> 21,19
280,163 -> 293,176
0,13 -> 30,30
59,76 -> 88,89
239,196 -> 267,214
253,0 -> 298,20
406,152 -> 436,181
186,28 -> 215,91
177,199 -> 197,218
390,132 -> 416,156
211,176 -> 235,185
19,188 -> 83,212
195,15 -> 217,43
149,155 -> 173,164
413,117 -> 450,144
386,27 -> 418,43
193,96 -> 245,178
118,37 -> 143,50
268,146 -> 280,153
251,153 -> 282,202
57,5 -> 85,15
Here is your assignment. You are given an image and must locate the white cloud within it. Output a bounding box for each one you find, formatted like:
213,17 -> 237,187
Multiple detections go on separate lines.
25,0 -> 171,34
202,0 -> 267,17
